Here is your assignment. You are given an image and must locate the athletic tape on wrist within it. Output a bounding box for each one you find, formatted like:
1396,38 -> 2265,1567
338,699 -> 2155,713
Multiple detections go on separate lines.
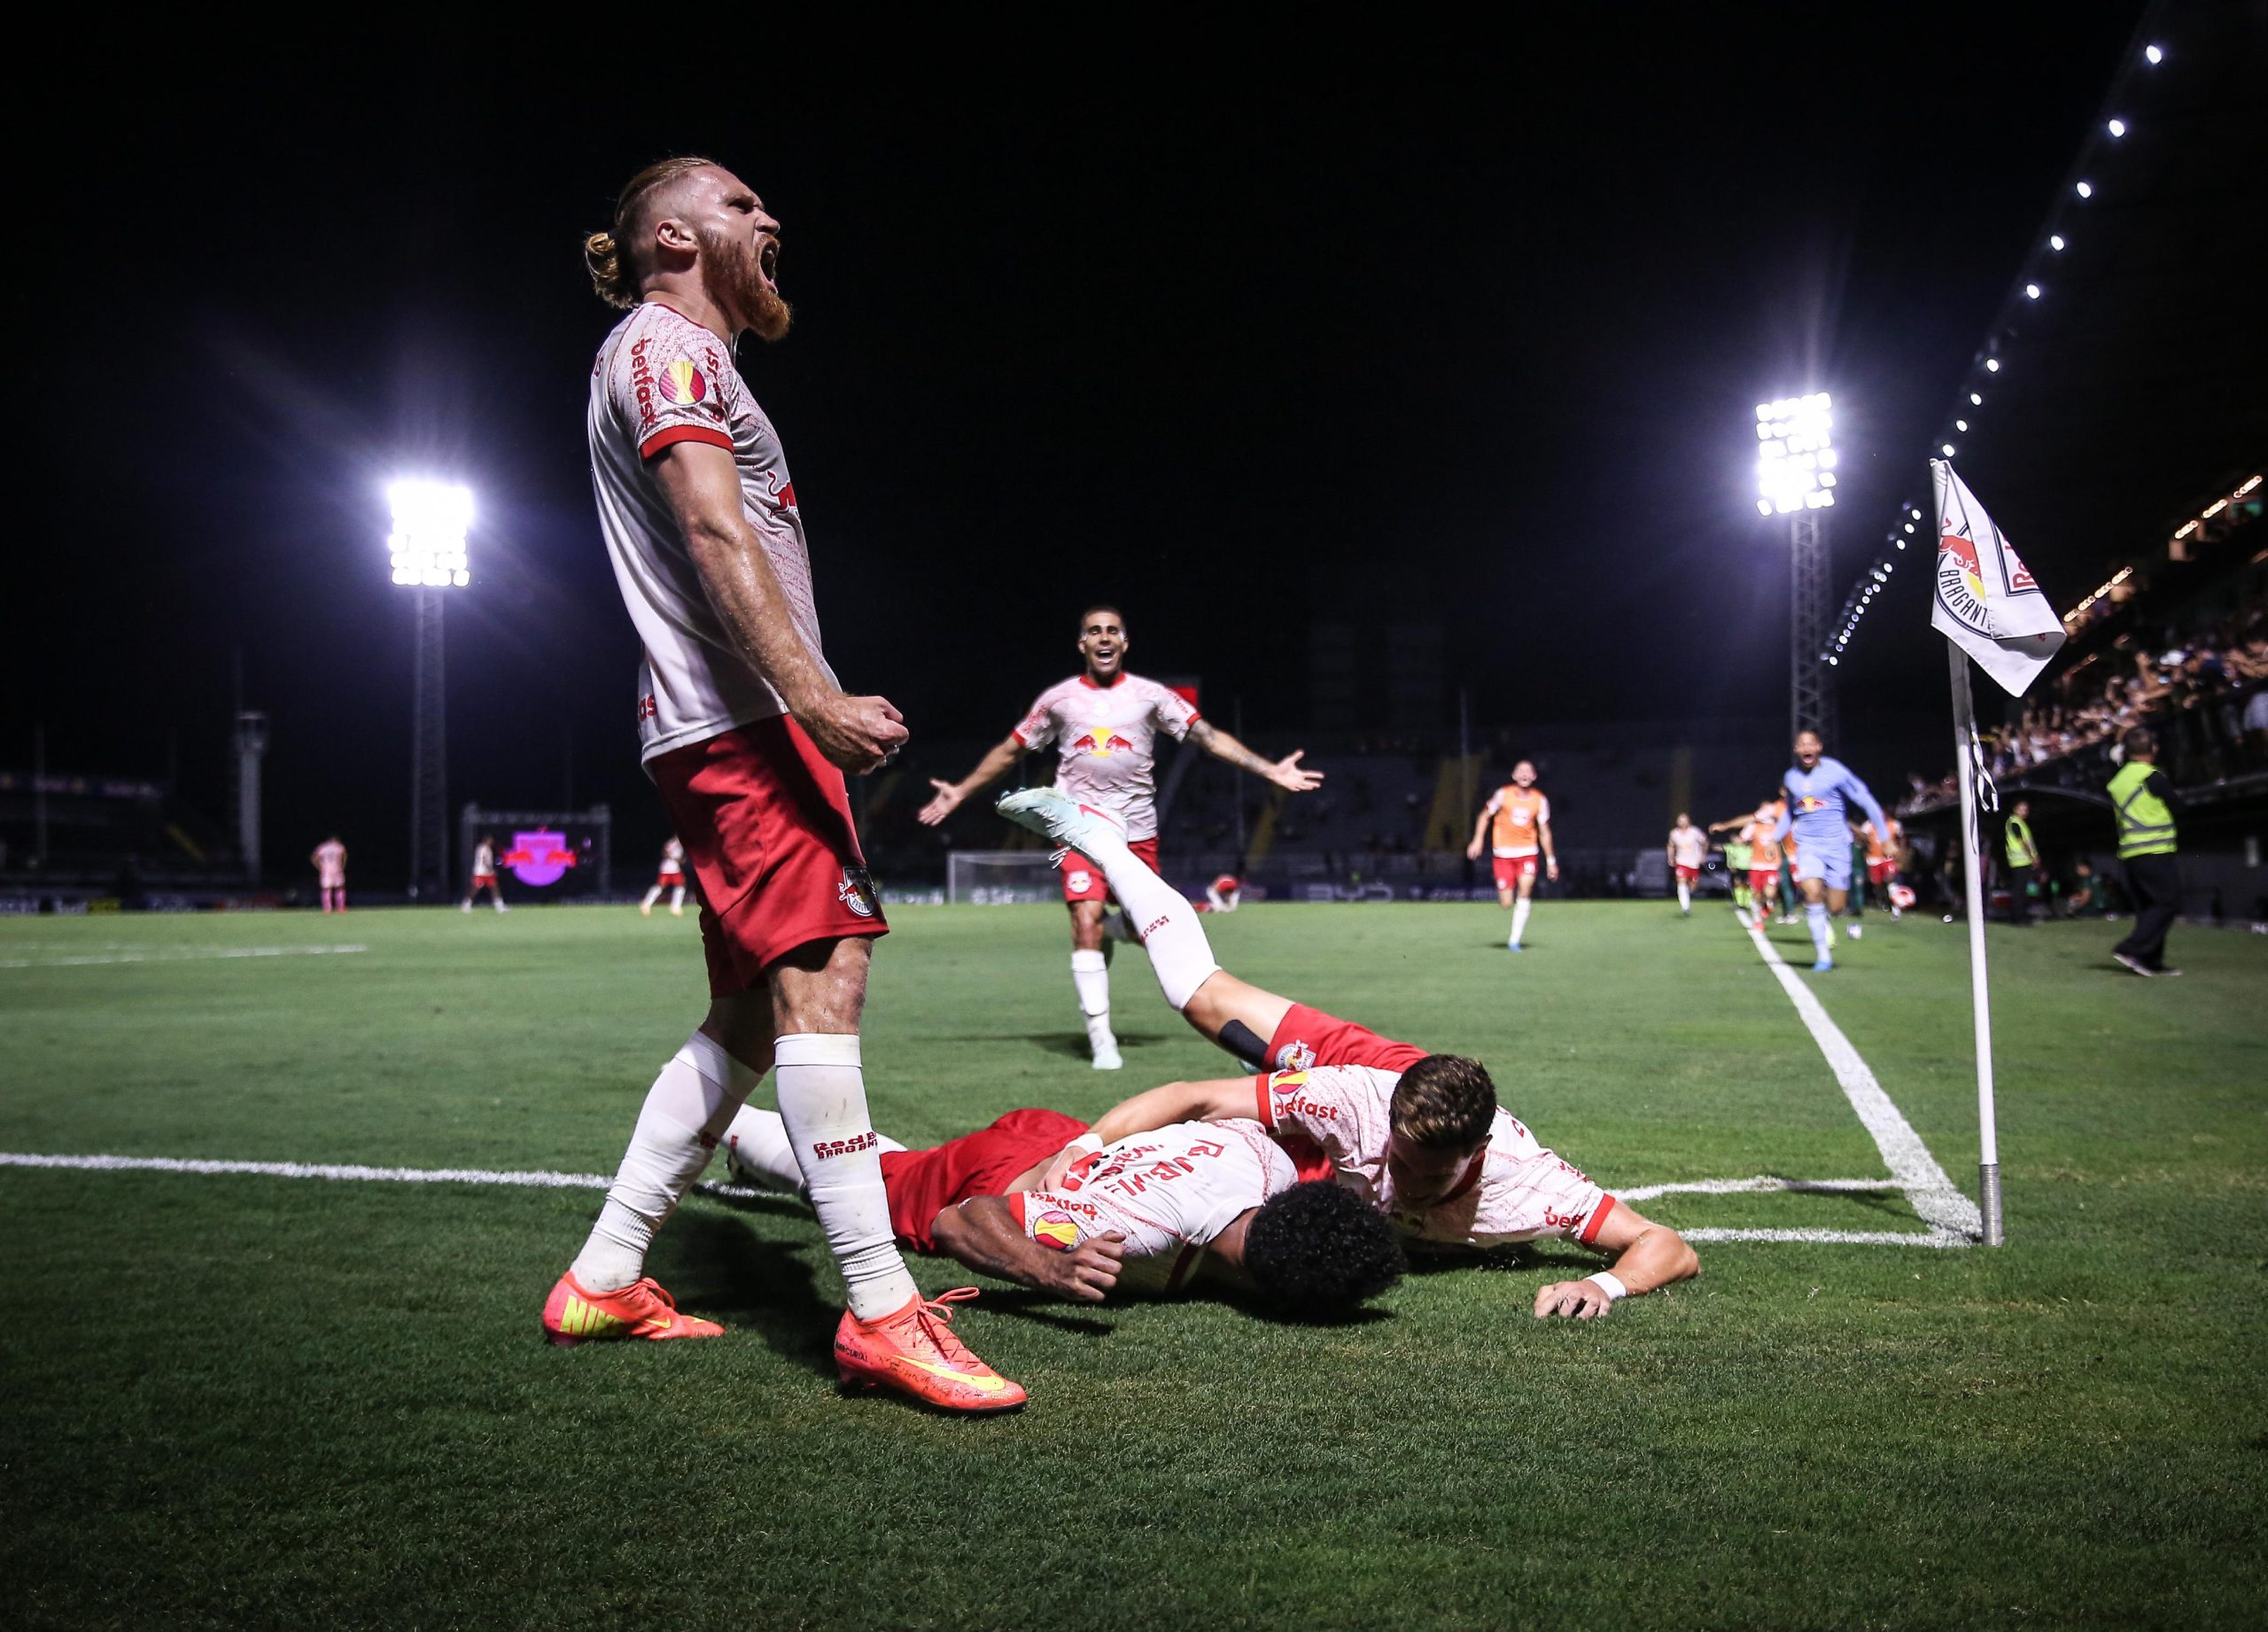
1586,1271 -> 1628,1302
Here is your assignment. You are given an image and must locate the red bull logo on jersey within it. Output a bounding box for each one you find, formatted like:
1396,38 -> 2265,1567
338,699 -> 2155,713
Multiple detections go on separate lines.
1273,1040 -> 1317,1073
837,867 -> 878,920
1032,1209 -> 1080,1251
1797,795 -> 1828,812
503,830 -> 579,888
657,359 -> 708,405
1076,727 -> 1138,757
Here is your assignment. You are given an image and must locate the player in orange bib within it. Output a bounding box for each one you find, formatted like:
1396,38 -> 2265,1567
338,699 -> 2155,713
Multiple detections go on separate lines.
1859,814 -> 1904,918
1464,760 -> 1557,951
1736,804 -> 1783,931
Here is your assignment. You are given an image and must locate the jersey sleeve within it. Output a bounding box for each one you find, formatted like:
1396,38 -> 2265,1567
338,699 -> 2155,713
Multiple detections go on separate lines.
1008,1188 -> 1177,1262
1011,690 -> 1059,750
613,320 -> 735,462
1253,1066 -> 1385,1170
1839,765 -> 1888,833
1150,683 -> 1200,742
1482,789 -> 1503,815
1535,795 -> 1552,827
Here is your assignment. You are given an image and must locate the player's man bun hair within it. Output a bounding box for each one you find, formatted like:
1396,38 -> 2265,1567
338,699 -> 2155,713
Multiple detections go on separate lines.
585,155 -> 720,309
1390,1054 -> 1497,1151
1242,1181 -> 1404,1318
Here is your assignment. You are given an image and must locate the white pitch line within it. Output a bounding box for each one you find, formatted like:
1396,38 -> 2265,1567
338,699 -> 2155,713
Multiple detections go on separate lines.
1681,1226 -> 1968,1248
1618,1175 -> 1909,1202
1742,920 -> 1983,1243
0,944 -> 368,969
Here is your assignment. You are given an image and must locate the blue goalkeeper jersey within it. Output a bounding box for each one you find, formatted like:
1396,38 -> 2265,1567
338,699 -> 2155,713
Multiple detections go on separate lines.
1773,757 -> 1886,850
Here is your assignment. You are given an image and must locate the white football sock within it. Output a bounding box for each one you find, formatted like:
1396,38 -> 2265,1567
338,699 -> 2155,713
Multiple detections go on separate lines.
1071,949 -> 1115,1051
723,1105 -> 901,1195
1510,897 -> 1534,945
641,886 -> 662,910
1676,881 -> 1691,911
1075,836 -> 1219,1010
1806,901 -> 1832,958
670,886 -> 686,910
774,1033 -> 918,1321
572,1031 -> 761,1293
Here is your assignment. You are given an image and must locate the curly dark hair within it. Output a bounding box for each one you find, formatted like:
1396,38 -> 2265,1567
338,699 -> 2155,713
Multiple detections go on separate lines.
1242,1181 -> 1405,1318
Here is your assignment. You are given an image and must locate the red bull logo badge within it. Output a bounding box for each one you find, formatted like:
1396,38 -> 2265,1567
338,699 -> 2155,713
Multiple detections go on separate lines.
1032,1209 -> 1079,1251
1077,726 -> 1137,757
837,867 -> 878,920
657,359 -> 708,405
503,830 -> 579,888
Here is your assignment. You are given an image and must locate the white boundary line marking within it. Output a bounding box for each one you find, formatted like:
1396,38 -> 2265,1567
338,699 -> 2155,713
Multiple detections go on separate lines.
1619,1175 -> 1905,1201
0,944 -> 368,969
1740,915 -> 1982,1245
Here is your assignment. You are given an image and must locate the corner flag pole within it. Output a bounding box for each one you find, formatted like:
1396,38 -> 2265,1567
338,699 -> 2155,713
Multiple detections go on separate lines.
1946,643 -> 2004,1246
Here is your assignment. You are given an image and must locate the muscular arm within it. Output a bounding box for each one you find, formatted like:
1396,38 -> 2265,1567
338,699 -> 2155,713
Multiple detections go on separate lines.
1190,719 -> 1323,793
917,733 -> 1026,825
1466,803 -> 1495,860
649,440 -> 905,773
928,1195 -> 1124,1302
1031,1077 -> 1260,1190
1531,1201 -> 1700,1319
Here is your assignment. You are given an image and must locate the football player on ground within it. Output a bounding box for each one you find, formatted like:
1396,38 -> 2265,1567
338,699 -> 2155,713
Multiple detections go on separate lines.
551,155 -> 1020,1413
995,788 -> 1700,1317
1773,730 -> 1891,973
1464,761 -> 1557,952
641,836 -> 688,917
1666,812 -> 1707,916
462,834 -> 508,913
311,835 -> 347,914
916,606 -> 1323,1070
719,1103 -> 1403,1316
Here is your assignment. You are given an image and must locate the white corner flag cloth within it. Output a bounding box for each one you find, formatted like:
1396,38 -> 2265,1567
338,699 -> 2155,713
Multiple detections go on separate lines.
1930,460 -> 2062,697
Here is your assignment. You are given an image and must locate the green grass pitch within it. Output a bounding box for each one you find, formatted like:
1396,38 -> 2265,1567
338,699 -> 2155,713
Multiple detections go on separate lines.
2,901 -> 2263,1630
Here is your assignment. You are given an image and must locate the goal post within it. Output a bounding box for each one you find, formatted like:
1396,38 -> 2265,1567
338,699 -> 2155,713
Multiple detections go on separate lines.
946,850 -> 1063,904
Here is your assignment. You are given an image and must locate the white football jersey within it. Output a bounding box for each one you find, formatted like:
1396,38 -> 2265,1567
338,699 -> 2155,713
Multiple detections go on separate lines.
1012,672 -> 1199,841
1671,826 -> 1708,868
587,301 -> 837,764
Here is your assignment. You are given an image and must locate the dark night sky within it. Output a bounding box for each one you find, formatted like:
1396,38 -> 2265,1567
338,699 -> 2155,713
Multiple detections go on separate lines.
12,5 -> 2256,883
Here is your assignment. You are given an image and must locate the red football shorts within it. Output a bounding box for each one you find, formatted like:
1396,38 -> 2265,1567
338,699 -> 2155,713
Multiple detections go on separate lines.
649,715 -> 886,996
1491,852 -> 1541,890
1868,859 -> 1896,885
1749,867 -> 1779,899
1258,1002 -> 1428,1077
878,1108 -> 1090,1254
1061,838 -> 1161,904
655,870 -> 684,889
1674,864 -> 1700,883
471,874 -> 497,889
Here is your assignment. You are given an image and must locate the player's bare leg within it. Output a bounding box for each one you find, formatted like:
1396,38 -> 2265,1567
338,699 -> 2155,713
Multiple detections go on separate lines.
1067,898 -> 1121,1070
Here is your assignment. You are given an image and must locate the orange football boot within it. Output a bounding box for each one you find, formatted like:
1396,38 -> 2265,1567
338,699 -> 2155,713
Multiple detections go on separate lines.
834,1287 -> 1026,1413
540,1271 -> 723,1346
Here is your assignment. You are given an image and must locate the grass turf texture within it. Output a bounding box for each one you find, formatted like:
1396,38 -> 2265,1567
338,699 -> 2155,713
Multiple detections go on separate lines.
2,903 -> 2262,1631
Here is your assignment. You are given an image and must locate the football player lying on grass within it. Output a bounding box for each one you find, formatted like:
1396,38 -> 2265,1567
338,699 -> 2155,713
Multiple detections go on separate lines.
994,788 -> 1700,1318
722,1104 -> 1405,1319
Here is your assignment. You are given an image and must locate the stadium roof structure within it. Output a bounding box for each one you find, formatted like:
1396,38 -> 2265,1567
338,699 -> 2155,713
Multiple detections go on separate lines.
1842,0 -> 2266,661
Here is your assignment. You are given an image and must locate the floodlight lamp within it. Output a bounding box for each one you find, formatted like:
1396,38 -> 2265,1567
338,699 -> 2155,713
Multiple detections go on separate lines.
2024,284 -> 2040,299
2107,119 -> 2126,137
1904,522 -> 1916,533
2050,235 -> 2065,252
1910,507 -> 1922,518
1970,392 -> 1983,404
2076,181 -> 2093,198
1757,499 -> 1774,517
1985,359 -> 2001,372
2145,43 -> 2163,64
387,479 -> 475,588
1896,540 -> 1906,549
1956,419 -> 1969,431
1943,443 -> 1956,456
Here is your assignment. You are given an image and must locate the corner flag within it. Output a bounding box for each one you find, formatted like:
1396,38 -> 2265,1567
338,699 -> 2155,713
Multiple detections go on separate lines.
1929,460 -> 2063,697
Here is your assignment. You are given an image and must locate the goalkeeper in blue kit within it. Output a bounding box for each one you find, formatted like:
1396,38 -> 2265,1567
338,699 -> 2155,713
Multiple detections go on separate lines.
1772,730 -> 1890,973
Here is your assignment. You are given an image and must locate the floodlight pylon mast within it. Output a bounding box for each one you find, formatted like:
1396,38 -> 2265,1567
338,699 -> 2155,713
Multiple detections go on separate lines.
408,588 -> 447,900
1789,510 -> 1836,743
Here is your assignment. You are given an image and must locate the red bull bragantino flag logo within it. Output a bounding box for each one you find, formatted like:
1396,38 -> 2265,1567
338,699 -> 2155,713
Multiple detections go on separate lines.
1930,460 -> 2062,698
503,830 -> 579,889
657,360 -> 708,405
1077,727 -> 1136,757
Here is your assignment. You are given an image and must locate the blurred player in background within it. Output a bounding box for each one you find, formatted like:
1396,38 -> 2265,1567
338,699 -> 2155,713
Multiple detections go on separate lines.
1666,813 -> 1706,916
1859,813 -> 1903,918
312,835 -> 347,913
462,834 -> 507,913
721,1102 -> 1403,1316
1774,730 -> 1890,973
555,155 -> 1020,1413
998,786 -> 1700,1317
918,606 -> 1322,1070
1722,827 -> 1753,914
1464,761 -> 1557,952
1736,804 -> 1782,931
1200,872 -> 1242,913
641,836 -> 688,917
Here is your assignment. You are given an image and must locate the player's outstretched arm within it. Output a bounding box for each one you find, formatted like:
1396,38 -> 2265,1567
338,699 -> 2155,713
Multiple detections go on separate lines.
1190,719 -> 1324,793
929,1196 -> 1125,1302
917,734 -> 1024,825
1033,1078 -> 1259,1190
1540,819 -> 1558,882
1531,1201 -> 1698,1319
1465,804 -> 1492,861
651,439 -> 906,774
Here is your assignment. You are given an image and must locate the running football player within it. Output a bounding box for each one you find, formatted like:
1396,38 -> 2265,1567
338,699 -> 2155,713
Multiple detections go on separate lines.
551,155 -> 1020,1412
1666,813 -> 1707,916
719,1103 -> 1404,1316
1773,730 -> 1891,972
1735,804 -> 1783,932
916,606 -> 1323,1070
1464,761 -> 1557,951
995,788 -> 1700,1317
462,834 -> 507,913
1859,813 -> 1904,918
640,836 -> 688,917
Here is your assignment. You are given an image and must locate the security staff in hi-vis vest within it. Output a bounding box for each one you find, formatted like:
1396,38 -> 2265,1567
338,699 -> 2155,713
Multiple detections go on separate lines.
2001,799 -> 2041,926
2107,727 -> 2181,978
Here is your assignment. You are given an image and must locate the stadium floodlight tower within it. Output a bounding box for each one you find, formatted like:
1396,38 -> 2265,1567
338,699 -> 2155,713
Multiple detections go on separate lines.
1754,392 -> 1838,744
387,479 -> 472,902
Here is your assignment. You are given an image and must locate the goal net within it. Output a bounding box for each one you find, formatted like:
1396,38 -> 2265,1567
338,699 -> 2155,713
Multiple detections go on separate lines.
946,850 -> 1063,905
